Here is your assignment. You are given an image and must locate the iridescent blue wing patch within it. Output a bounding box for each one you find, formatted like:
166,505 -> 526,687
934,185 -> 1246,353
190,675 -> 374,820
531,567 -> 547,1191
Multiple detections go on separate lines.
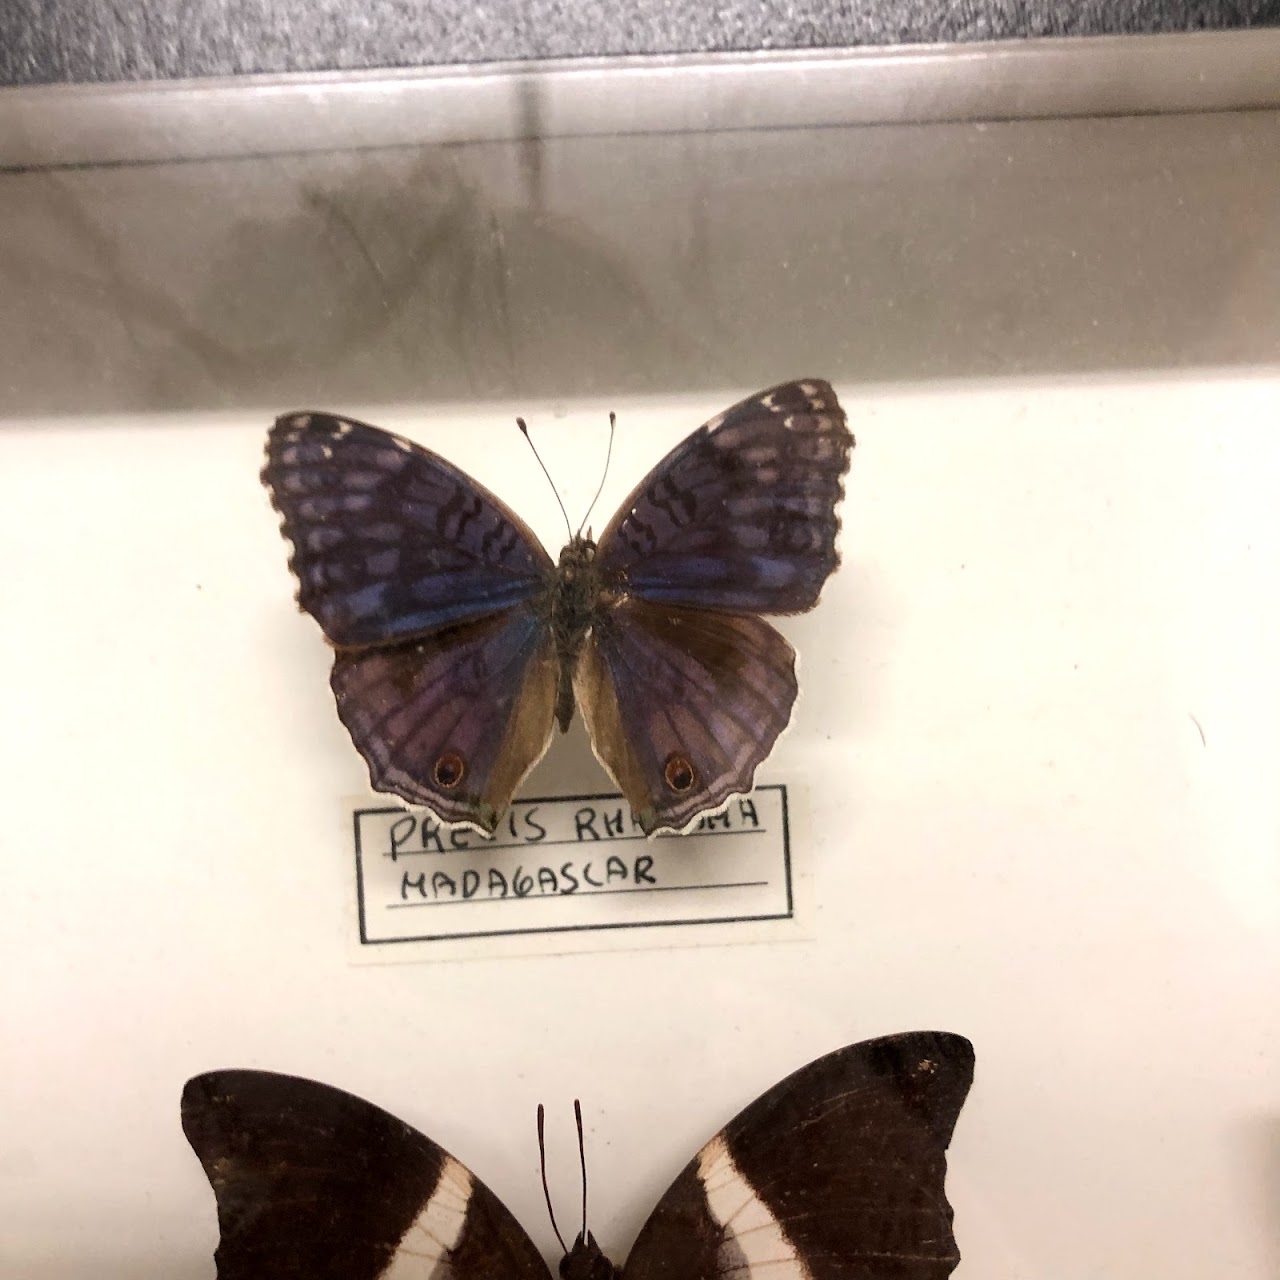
264,413 -> 552,648
593,380 -> 852,614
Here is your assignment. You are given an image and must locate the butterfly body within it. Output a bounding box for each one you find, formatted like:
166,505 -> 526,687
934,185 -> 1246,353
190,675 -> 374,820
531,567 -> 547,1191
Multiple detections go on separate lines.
560,1234 -> 620,1280
263,381 -> 853,835
544,535 -> 606,732
182,1032 -> 974,1280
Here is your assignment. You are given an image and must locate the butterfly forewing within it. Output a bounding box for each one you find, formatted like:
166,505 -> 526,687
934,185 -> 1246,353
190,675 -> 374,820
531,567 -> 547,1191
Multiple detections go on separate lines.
594,381 -> 853,615
621,1032 -> 974,1280
575,601 -> 798,835
182,1070 -> 551,1280
263,413 -> 553,647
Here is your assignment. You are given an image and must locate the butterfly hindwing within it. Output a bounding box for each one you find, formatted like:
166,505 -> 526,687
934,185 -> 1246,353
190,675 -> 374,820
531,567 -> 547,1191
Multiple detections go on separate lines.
594,380 -> 853,615
621,1032 -> 974,1280
331,608 -> 559,832
181,1070 -> 551,1280
263,413 -> 553,647
574,600 -> 797,834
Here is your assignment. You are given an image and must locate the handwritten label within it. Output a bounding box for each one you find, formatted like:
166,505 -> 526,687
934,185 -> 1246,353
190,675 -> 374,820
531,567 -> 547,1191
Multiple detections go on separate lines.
350,785 -> 796,957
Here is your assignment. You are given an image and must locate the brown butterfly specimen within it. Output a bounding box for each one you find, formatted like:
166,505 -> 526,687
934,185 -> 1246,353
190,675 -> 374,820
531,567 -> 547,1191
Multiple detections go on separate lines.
262,380 -> 853,835
182,1031 -> 974,1280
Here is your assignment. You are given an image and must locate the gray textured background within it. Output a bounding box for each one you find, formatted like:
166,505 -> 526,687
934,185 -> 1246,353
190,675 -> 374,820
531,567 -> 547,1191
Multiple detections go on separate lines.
4,0 -> 1280,85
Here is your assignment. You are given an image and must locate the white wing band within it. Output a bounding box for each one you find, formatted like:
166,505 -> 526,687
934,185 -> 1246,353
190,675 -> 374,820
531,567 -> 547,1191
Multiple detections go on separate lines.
383,1155 -> 474,1280
697,1135 -> 812,1280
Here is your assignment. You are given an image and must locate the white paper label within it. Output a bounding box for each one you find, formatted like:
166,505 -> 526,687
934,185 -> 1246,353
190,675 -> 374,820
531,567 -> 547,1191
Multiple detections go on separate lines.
349,784 -> 797,958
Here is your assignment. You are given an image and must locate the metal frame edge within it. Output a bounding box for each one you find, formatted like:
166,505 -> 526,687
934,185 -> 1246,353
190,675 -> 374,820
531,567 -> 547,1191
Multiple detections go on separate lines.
2,30 -> 1279,171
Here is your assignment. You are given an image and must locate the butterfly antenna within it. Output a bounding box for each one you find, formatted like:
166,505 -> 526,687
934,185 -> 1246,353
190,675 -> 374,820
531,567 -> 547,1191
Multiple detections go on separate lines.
537,1103 -> 570,1256
517,417 -> 574,542
575,1098 -> 588,1239
577,412 -> 616,538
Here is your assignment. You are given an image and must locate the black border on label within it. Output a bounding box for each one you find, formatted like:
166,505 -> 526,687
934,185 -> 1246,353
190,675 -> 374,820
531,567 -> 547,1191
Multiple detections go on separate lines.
352,784 -> 793,945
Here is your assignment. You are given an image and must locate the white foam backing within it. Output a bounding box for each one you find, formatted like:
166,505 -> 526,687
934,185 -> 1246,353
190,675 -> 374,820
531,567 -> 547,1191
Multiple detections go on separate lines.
1,373 -> 1277,1279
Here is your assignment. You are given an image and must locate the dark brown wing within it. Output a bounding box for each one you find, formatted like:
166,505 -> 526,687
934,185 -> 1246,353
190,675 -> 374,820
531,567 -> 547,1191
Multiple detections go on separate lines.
621,1033 -> 975,1280
182,1070 -> 551,1280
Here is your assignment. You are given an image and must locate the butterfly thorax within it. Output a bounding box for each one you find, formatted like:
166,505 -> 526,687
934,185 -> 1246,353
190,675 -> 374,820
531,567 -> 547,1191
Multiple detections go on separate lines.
559,1232 -> 620,1280
548,535 -> 606,732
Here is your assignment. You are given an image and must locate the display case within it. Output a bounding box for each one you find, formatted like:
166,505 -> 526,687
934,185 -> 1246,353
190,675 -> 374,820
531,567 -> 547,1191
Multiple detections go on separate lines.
2,31 -> 1278,1280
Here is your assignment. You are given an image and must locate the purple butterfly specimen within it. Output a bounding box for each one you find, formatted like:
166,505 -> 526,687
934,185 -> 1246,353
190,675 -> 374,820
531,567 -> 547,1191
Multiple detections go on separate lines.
262,381 -> 853,835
